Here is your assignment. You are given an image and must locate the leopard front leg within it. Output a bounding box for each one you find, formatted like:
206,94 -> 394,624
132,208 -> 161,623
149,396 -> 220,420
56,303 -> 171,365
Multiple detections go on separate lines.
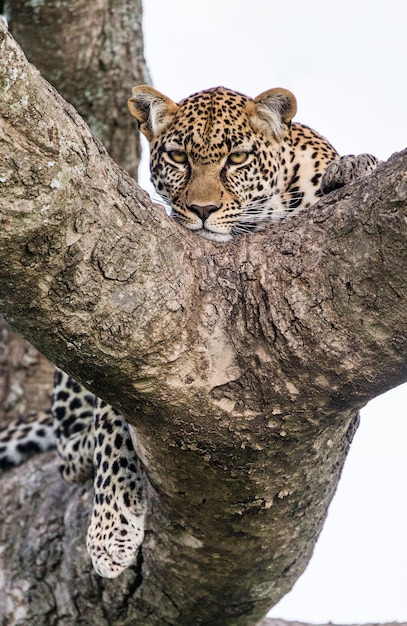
86,400 -> 147,578
321,153 -> 380,194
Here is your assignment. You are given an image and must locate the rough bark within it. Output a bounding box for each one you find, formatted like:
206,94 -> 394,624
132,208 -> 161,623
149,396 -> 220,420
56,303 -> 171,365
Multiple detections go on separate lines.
0,319 -> 54,427
0,0 -> 149,430
1,17 -> 407,626
4,0 -> 150,179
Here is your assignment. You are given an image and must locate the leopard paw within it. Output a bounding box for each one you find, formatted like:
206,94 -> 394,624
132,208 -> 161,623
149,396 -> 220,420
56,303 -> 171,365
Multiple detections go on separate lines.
86,493 -> 146,578
321,153 -> 379,195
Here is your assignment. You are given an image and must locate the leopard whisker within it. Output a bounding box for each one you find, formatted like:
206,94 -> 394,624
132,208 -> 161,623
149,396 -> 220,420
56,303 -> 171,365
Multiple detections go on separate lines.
147,191 -> 172,215
241,193 -> 304,211
232,223 -> 261,235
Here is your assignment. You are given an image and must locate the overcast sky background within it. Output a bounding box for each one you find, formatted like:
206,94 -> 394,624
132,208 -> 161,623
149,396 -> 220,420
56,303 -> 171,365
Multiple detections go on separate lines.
139,1 -> 407,622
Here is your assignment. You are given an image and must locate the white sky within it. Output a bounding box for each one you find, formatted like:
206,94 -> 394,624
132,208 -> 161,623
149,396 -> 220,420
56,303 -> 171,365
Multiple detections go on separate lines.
140,1 -> 407,622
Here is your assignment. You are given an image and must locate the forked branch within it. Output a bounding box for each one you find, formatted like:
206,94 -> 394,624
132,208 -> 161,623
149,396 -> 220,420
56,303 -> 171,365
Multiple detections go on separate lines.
1,19 -> 407,626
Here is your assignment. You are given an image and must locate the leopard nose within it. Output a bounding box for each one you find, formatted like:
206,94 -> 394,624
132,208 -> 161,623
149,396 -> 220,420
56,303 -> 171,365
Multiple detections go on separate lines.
188,204 -> 219,221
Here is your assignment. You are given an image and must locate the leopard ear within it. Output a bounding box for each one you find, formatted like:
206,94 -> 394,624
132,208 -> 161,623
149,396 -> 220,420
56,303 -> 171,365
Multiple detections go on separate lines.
128,86 -> 178,141
250,88 -> 297,139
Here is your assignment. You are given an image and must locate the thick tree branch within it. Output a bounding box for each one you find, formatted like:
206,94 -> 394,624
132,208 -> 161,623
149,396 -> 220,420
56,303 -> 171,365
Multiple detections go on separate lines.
1,19 -> 407,626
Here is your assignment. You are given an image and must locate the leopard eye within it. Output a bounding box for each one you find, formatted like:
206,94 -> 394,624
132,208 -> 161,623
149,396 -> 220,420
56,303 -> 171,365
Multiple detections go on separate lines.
227,152 -> 249,165
168,150 -> 188,164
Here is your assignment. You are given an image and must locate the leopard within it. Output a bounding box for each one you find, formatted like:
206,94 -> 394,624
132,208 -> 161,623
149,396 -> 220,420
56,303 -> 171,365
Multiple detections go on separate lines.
0,85 -> 378,579
128,85 -> 378,241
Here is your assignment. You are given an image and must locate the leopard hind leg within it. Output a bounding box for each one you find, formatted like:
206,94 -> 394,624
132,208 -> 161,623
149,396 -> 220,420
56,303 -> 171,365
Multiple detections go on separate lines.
52,368 -> 95,484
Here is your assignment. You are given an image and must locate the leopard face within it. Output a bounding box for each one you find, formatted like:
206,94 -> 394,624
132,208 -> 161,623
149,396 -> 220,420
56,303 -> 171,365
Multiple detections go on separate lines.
129,86 -> 338,241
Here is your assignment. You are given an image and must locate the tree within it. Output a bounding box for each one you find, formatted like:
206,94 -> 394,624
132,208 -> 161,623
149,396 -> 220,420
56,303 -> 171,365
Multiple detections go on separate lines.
1,7 -> 407,626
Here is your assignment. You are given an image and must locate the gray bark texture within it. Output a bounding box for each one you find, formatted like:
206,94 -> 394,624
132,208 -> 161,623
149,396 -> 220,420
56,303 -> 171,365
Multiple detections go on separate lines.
5,0 -> 150,179
1,10 -> 407,626
0,319 -> 54,427
0,0 -> 150,433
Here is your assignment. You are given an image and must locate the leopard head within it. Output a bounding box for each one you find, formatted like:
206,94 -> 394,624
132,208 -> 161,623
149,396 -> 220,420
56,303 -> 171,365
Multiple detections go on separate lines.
128,86 -> 297,242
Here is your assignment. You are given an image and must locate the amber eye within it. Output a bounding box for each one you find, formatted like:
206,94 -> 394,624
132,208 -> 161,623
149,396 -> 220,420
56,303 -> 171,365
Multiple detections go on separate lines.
227,152 -> 249,165
168,150 -> 188,164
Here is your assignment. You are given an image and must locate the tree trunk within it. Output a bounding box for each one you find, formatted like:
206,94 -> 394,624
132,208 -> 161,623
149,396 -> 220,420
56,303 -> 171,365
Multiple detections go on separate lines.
1,14 -> 407,626
5,0 -> 150,179
0,319 -> 54,427
0,0 -> 149,430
